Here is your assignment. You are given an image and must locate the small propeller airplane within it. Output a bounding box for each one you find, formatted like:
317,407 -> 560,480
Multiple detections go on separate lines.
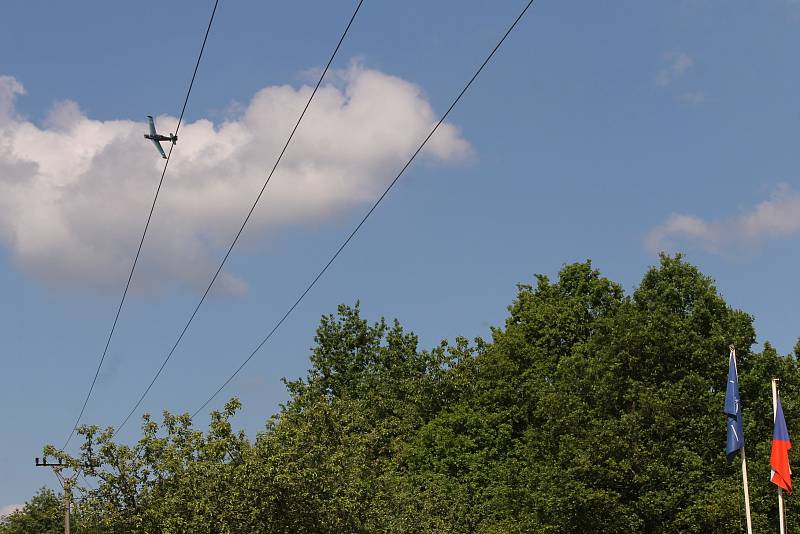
144,115 -> 177,159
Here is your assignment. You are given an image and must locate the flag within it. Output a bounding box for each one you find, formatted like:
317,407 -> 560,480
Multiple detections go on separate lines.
724,348 -> 744,460
771,393 -> 792,493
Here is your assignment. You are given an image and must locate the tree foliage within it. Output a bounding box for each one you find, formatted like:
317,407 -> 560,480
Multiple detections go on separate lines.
0,488 -> 63,534
12,255 -> 800,532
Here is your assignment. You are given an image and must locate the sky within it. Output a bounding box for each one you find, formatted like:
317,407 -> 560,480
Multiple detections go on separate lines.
1,0 -> 799,511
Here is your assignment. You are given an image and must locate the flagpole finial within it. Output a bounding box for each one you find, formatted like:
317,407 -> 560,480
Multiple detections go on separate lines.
730,344 -> 736,354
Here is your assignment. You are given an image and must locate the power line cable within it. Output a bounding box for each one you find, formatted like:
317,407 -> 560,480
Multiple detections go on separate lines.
113,0 -> 365,436
192,0 -> 535,418
63,0 -> 221,449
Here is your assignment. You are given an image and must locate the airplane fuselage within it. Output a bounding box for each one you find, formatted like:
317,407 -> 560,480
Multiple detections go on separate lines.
144,134 -> 177,143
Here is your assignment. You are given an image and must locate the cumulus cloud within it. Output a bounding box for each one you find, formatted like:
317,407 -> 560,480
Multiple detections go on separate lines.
655,52 -> 694,87
645,185 -> 800,253
0,65 -> 471,293
0,75 -> 25,122
0,504 -> 22,518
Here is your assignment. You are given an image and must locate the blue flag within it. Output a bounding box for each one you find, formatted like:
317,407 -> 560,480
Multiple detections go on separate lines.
724,348 -> 744,460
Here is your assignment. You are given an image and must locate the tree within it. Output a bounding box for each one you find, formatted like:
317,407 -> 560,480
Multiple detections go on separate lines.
393,256 -> 764,532
0,487 -> 63,534
33,255 -> 799,532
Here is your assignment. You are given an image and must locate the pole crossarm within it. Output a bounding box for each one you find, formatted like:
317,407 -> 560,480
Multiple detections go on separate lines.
35,456 -> 99,469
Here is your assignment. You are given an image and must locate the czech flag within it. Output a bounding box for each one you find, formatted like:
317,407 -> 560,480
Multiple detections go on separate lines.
770,393 -> 792,493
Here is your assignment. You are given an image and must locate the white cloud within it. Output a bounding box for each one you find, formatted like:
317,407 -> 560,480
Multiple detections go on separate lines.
0,75 -> 25,122
0,65 -> 471,293
655,52 -> 694,87
0,503 -> 22,518
645,185 -> 800,253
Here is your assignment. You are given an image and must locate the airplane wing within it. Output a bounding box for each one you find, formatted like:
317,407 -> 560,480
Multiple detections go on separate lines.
150,138 -> 167,159
147,115 -> 157,137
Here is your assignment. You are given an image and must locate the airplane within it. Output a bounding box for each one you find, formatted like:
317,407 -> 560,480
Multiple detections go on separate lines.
144,115 -> 177,159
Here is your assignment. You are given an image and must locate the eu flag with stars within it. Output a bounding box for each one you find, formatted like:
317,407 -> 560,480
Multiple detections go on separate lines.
724,348 -> 744,460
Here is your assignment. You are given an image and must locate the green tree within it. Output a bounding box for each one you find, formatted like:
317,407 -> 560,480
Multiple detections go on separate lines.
48,399 -> 248,533
397,256 -> 762,532
32,255 -> 800,533
0,487 -> 63,534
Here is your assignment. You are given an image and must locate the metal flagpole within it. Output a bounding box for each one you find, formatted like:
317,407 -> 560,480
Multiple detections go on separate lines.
741,446 -> 754,534
773,378 -> 786,534
730,346 -> 754,534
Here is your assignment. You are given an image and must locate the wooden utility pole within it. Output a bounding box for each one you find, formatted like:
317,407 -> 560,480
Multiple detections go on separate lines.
35,456 -> 79,534
62,478 -> 72,534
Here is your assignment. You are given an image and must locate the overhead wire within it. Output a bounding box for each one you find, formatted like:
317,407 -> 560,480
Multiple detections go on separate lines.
113,0 -> 366,436
62,0 -> 222,450
192,0 -> 535,418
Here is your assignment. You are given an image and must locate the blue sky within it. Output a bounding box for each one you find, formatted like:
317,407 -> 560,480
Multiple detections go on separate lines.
1,0 -> 799,510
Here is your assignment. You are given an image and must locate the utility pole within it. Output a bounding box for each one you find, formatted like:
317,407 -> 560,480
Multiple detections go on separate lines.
35,456 -> 89,534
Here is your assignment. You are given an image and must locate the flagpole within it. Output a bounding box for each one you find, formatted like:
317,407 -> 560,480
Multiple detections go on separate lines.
773,378 -> 786,534
741,446 -> 754,534
729,346 -> 754,534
